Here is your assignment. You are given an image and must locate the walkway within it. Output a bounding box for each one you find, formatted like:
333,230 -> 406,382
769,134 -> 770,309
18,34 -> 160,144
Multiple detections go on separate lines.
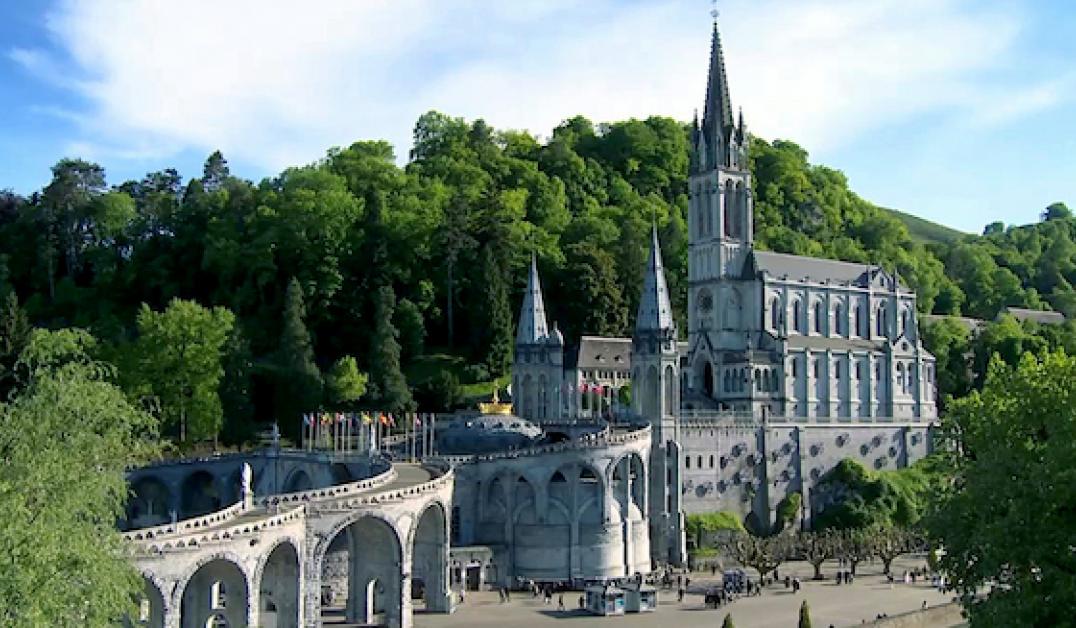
415,556 -> 959,628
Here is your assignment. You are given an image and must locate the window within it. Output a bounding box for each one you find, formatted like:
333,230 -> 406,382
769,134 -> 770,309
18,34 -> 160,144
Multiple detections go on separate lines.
697,455 -> 704,468
793,300 -> 804,333
834,362 -> 841,379
791,359 -> 798,378
685,456 -> 691,469
835,303 -> 845,336
709,455 -> 715,468
855,362 -> 862,380
813,359 -> 820,378
207,615 -> 228,628
853,305 -> 864,337
770,297 -> 781,330
813,302 -> 823,334
876,305 -> 887,337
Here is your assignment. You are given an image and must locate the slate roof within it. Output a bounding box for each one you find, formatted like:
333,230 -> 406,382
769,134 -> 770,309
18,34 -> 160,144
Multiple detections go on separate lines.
636,225 -> 677,332
1001,307 -> 1066,325
786,335 -> 883,352
749,250 -> 904,289
516,255 -> 549,344
572,336 -> 632,371
921,314 -> 987,334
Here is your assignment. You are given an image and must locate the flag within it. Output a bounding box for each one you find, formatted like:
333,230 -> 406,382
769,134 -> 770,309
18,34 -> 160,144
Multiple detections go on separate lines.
379,413 -> 389,426
321,412 -> 332,425
414,413 -> 422,426
303,413 -> 312,426
388,413 -> 397,427
362,412 -> 373,425
336,412 -> 345,424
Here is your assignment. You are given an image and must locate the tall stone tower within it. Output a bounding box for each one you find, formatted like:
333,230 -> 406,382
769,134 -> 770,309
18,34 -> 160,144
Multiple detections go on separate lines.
687,17 -> 753,341
631,226 -> 686,564
512,255 -> 564,421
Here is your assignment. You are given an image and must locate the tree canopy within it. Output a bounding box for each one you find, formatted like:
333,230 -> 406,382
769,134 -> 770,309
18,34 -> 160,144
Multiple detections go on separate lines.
926,351 -> 1076,626
0,329 -> 157,625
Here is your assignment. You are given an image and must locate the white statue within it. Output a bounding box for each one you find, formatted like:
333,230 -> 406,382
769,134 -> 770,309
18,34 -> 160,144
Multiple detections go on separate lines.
241,463 -> 253,501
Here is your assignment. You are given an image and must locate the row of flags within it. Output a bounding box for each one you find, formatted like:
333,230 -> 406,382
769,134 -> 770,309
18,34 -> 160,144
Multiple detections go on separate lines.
302,411 -> 428,428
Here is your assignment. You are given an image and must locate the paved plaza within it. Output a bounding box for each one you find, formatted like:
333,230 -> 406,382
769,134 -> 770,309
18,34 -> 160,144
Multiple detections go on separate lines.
416,556 -> 960,628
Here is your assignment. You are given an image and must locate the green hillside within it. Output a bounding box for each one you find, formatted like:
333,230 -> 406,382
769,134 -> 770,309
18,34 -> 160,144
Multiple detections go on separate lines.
883,207 -> 967,245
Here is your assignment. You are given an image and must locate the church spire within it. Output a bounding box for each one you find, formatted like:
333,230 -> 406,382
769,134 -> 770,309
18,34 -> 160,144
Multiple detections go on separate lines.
516,254 -> 549,344
703,16 -> 734,137
636,225 -> 676,333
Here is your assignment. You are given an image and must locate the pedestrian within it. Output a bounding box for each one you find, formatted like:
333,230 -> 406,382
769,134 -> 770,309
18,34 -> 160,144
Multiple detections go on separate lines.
784,575 -> 791,589
579,595 -> 585,609
498,588 -> 505,603
685,577 -> 691,589
711,564 -> 717,576
678,587 -> 685,602
460,587 -> 466,604
505,587 -> 511,602
558,594 -> 565,611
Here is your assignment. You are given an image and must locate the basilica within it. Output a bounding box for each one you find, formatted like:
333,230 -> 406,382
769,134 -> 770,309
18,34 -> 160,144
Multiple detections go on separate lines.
510,17 -> 937,562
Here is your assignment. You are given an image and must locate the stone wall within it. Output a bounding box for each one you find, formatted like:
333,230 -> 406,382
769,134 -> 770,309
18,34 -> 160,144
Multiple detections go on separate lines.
858,603 -> 964,628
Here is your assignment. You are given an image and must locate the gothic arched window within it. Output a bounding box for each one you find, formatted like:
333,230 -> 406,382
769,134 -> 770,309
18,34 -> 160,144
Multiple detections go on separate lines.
770,296 -> 781,330
792,300 -> 804,334
876,304 -> 888,338
835,303 -> 845,336
813,301 -> 823,334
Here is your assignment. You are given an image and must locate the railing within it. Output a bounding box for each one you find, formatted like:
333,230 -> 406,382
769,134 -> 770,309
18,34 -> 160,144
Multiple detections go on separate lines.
677,409 -> 933,426
304,462 -> 455,511
259,464 -> 398,507
434,425 -> 651,465
134,506 -> 306,555
122,500 -> 249,541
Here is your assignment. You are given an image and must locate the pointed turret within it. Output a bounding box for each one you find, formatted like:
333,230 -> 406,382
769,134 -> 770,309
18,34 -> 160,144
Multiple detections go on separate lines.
516,254 -> 549,344
703,19 -> 734,141
636,225 -> 676,333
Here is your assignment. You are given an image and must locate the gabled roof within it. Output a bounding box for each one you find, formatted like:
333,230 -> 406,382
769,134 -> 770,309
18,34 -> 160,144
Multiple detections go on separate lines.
748,250 -> 904,290
515,255 -> 549,344
573,336 -> 632,370
635,225 -> 676,333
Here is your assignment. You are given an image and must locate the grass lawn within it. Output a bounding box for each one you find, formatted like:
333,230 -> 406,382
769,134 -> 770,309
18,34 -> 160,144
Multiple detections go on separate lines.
405,350 -> 511,410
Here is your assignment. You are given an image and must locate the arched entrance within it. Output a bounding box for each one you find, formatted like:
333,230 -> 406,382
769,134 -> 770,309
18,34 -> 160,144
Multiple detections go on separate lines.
123,576 -> 166,627
411,503 -> 450,613
180,471 -> 221,519
320,516 -> 403,627
127,477 -> 172,528
179,558 -> 248,628
283,469 -> 312,494
258,542 -> 300,628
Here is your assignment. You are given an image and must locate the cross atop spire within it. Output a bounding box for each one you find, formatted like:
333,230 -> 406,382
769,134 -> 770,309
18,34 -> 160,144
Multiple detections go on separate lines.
516,254 -> 549,344
636,225 -> 676,333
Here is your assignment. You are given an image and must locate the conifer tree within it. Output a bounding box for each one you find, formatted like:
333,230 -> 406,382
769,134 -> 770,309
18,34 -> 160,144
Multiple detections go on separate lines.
369,285 -> 413,413
481,245 -> 513,377
0,290 -> 31,398
798,600 -> 812,628
275,278 -> 322,433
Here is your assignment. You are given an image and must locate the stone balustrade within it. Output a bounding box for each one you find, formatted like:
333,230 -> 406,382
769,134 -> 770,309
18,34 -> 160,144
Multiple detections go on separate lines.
259,465 -> 398,507
123,500 -> 249,542
133,506 -> 306,555
434,425 -> 650,465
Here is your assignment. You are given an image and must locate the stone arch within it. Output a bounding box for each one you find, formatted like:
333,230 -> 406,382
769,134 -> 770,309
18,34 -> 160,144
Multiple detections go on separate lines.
645,365 -> 659,418
127,475 -> 172,529
176,553 -> 249,628
282,469 -> 312,494
123,574 -> 167,627
791,298 -> 804,333
702,360 -> 715,397
255,539 -> 300,628
330,463 -> 353,485
180,470 -> 221,519
521,374 -> 534,420
663,364 -> 676,416
317,513 -> 404,627
409,501 -> 449,612
610,452 -> 647,514
576,465 -> 605,525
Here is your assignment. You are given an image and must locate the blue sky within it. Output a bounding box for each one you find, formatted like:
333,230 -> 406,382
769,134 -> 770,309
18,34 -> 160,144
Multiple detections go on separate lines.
1,0 -> 1074,234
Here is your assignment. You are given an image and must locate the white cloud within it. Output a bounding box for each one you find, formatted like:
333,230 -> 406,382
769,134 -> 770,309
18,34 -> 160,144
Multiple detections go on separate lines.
14,0 -> 1054,174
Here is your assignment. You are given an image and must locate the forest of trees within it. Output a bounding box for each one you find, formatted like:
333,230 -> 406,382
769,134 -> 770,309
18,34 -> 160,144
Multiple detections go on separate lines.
2,110 -> 1075,445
